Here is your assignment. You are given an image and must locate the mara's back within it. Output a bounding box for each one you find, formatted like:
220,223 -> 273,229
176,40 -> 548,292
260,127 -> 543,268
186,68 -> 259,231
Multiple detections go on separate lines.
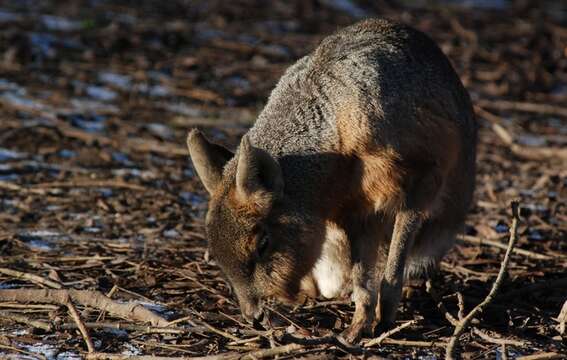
250,20 -> 476,159
249,18 -> 477,214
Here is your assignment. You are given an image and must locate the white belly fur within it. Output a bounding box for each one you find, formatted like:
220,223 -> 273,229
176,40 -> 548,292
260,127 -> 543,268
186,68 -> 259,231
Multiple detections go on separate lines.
312,224 -> 351,299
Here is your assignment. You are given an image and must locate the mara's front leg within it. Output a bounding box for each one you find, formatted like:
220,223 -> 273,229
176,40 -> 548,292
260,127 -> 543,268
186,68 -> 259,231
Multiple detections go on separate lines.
340,221 -> 383,343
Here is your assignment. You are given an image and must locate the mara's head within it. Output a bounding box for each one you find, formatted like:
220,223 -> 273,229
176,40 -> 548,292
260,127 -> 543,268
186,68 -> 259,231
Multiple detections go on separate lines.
186,130 -> 321,323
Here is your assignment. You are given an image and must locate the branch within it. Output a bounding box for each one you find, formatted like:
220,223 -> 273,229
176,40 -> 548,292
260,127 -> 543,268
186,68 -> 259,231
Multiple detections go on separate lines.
445,201 -> 521,359
0,289 -> 169,326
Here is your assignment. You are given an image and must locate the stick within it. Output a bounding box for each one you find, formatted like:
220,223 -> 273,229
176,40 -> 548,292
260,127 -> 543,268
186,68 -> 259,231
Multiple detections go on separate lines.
477,99 -> 567,118
0,344 -> 47,360
0,268 -> 62,289
445,201 -> 521,360
557,299 -> 567,335
0,289 -> 169,326
457,234 -> 553,260
364,320 -> 417,347
380,339 -> 446,347
65,295 -> 95,353
425,280 -> 459,327
472,328 -> 527,347
85,353 -> 237,360
198,320 -> 241,342
516,353 -> 563,360
59,322 -> 208,334
239,343 -> 304,359
0,311 -> 52,331
474,106 -> 567,161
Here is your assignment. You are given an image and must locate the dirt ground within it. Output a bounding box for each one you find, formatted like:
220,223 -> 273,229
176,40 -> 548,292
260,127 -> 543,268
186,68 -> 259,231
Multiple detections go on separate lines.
0,0 -> 565,359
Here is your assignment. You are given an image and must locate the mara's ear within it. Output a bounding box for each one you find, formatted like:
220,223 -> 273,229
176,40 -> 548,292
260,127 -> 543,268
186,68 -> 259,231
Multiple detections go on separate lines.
235,135 -> 283,213
187,129 -> 233,194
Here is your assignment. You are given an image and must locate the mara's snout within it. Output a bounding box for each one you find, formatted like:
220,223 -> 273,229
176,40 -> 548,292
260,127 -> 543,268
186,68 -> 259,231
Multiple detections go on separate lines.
187,18 -> 477,343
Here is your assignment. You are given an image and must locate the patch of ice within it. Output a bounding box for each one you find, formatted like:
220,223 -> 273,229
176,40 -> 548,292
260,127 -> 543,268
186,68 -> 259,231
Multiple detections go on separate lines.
445,0 -> 509,9
41,15 -> 82,32
136,301 -> 176,318
19,343 -> 58,359
70,98 -> 119,114
98,72 -> 131,90
18,230 -> 70,251
56,351 -> 82,360
111,152 -> 134,166
0,92 -> 45,110
58,149 -> 77,159
146,123 -> 174,140
0,148 -> 26,162
0,79 -> 25,94
69,114 -> 107,133
163,102 -> 204,117
86,85 -> 118,102
163,229 -> 180,238
180,192 -> 205,207
0,10 -> 21,23
319,0 -> 367,18
11,329 -> 28,336
122,342 -> 142,356
82,227 -> 102,234
517,135 -> 546,147
111,168 -> 156,180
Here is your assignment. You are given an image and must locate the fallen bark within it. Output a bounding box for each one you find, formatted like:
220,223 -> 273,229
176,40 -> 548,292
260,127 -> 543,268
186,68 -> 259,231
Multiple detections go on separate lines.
0,289 -> 169,326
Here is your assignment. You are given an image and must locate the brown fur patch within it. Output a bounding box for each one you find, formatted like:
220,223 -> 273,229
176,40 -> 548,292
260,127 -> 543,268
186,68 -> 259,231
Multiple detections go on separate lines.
227,186 -> 273,219
335,98 -> 375,154
358,149 -> 406,214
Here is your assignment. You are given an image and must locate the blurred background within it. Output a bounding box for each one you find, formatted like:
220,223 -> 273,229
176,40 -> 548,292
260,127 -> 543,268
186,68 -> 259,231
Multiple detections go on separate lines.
0,0 -> 565,359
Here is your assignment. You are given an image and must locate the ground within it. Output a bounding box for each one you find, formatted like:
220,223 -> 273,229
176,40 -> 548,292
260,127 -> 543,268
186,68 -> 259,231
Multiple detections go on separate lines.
0,0 -> 565,359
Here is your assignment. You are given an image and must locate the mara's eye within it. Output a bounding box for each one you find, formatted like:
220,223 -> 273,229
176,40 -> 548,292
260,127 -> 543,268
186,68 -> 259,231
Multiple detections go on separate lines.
257,233 -> 269,257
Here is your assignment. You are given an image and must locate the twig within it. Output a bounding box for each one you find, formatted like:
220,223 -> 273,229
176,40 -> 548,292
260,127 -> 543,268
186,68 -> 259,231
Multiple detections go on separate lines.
380,339 -> 446,347
426,280 -> 459,326
516,353 -> 563,360
239,343 -> 304,359
457,234 -> 553,260
282,333 -> 361,354
0,311 -> 52,331
474,106 -> 567,161
445,201 -> 521,360
0,344 -> 47,360
198,320 -> 241,342
472,328 -> 527,347
0,289 -> 169,326
65,295 -> 95,353
86,353 -> 237,360
0,302 -> 59,310
364,320 -> 417,347
477,99 -> 567,118
556,299 -> 567,335
31,180 -> 147,192
456,292 -> 465,321
59,322 -> 208,334
0,268 -> 62,289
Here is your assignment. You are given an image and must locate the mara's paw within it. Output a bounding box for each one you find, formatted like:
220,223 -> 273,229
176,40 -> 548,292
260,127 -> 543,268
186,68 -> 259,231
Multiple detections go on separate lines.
340,321 -> 372,344
371,319 -> 394,337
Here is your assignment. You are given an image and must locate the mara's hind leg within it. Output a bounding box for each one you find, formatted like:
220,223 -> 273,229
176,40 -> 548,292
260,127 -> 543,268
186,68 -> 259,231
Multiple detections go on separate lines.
374,168 -> 444,331
375,210 -> 422,329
